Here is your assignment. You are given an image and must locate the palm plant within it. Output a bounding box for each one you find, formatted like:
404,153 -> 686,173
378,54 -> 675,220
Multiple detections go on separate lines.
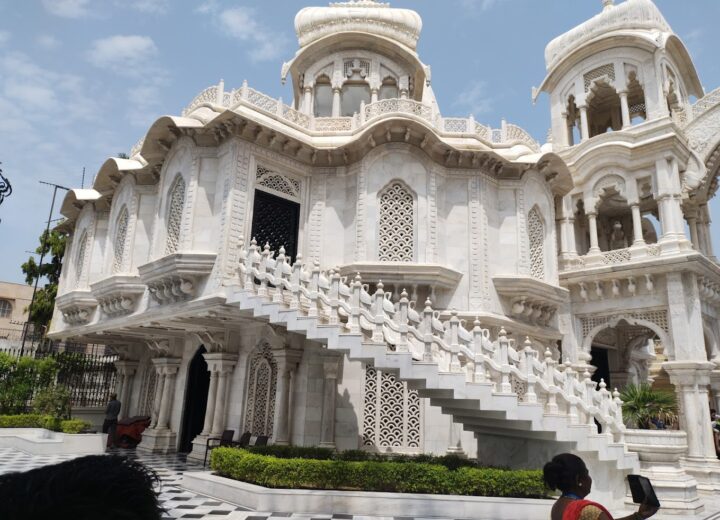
620,383 -> 678,429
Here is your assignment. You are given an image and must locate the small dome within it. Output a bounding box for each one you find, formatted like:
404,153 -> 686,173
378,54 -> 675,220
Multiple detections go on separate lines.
544,0 -> 672,72
295,1 -> 423,51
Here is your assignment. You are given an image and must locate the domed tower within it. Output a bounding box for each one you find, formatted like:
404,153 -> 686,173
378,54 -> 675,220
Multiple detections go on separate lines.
536,0 -> 702,146
282,0 -> 437,117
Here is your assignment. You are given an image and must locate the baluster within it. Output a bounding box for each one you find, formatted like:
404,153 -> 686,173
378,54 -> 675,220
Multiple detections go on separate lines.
306,261 -> 321,318
237,236 -> 247,287
273,246 -> 287,303
396,289 -> 409,353
422,299 -> 434,362
328,269 -> 340,325
472,318 -> 486,383
523,338 -> 537,404
612,388 -> 625,442
372,281 -> 385,343
247,238 -> 260,291
562,360 -> 579,424
448,310 -> 461,373
498,328 -> 511,393
258,243 -> 271,296
289,254 -> 303,310
582,370 -> 597,426
597,379 -> 610,424
348,273 -> 362,334
543,348 -> 559,414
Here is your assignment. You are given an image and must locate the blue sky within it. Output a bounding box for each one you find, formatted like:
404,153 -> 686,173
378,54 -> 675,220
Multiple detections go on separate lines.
0,0 -> 718,284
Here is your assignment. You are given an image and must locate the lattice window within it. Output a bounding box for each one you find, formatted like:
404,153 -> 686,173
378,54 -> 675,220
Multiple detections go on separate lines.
580,309 -> 669,337
165,176 -> 186,255
0,299 -> 11,318
75,230 -> 89,288
584,64 -> 616,91
362,366 -> 422,450
243,343 -> 278,437
112,206 -> 129,274
527,208 -> 545,280
256,165 -> 300,200
378,181 -> 415,262
138,363 -> 157,417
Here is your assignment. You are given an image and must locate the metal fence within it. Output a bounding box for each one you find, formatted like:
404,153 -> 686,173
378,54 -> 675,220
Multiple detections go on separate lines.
2,342 -> 118,409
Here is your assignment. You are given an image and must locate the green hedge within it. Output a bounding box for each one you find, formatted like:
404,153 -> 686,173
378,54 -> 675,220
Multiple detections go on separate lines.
210,448 -> 546,498
244,445 -> 486,470
0,414 -> 91,434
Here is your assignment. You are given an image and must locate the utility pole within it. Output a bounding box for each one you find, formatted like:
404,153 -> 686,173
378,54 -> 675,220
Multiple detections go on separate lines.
20,180 -> 70,356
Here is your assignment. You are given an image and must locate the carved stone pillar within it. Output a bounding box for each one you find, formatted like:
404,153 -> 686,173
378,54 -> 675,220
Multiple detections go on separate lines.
630,204 -> 644,246
138,357 -> 181,454
303,86 -> 313,116
587,212 -> 601,254
114,360 -> 139,420
371,88 -> 379,104
619,91 -> 631,129
579,105 -> 589,141
319,356 -> 340,448
331,88 -> 341,117
273,350 -> 301,445
201,371 -> 219,436
710,370 -> 720,411
664,361 -> 720,490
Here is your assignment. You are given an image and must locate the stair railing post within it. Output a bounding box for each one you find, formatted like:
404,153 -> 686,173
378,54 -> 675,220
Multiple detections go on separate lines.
289,254 -> 302,310
247,238 -> 260,292
543,348 -> 559,414
258,243 -> 271,296
328,270 -> 340,325
498,328 -> 511,393
372,281 -> 385,343
236,236 -> 247,288
273,246 -> 287,303
472,318 -> 487,383
449,310 -> 461,373
422,299 -> 434,362
523,338 -> 538,404
397,289 -> 409,352
349,274 -> 361,334
582,370 -> 597,427
562,360 -> 579,424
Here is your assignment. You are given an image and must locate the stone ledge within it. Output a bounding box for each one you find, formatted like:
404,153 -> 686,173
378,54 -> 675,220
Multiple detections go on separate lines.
337,262 -> 463,290
138,253 -> 217,304
181,471 -> 552,520
0,428 -> 106,455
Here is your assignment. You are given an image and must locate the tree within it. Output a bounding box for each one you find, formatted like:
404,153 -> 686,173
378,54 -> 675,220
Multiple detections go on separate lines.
21,229 -> 66,331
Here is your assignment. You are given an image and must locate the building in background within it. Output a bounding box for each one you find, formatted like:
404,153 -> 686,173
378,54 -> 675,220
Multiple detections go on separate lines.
0,281 -> 33,351
47,0 -> 720,513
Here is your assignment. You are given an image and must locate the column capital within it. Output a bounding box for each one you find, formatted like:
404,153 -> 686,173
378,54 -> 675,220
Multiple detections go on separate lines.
152,357 -> 181,376
663,361 -> 715,386
115,360 -> 140,376
203,352 -> 238,373
323,356 -> 341,379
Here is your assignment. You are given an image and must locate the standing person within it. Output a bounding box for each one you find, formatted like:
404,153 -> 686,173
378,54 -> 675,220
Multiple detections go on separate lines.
543,453 -> 659,520
103,393 -> 121,449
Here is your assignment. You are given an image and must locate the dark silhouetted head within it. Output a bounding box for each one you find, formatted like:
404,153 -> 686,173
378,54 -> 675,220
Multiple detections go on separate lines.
0,455 -> 162,520
543,453 -> 592,497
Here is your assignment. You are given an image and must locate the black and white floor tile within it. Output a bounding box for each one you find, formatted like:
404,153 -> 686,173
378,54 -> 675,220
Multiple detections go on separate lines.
0,447 -> 460,520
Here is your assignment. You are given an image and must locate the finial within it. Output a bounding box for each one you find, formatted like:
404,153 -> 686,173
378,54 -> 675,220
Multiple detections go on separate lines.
602,0 -> 614,11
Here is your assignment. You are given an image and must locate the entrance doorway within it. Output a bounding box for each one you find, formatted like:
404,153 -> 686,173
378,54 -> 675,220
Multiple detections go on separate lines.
590,347 -> 610,387
179,346 -> 210,453
250,190 -> 301,262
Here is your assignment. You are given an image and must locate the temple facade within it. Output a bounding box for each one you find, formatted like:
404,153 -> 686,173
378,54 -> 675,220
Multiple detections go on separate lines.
49,0 -> 720,512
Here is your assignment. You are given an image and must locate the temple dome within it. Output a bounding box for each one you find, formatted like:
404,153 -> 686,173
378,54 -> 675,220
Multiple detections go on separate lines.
544,0 -> 672,72
295,1 -> 423,51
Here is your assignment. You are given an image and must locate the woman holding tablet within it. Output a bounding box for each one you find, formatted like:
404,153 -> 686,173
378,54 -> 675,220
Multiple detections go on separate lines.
543,454 -> 659,520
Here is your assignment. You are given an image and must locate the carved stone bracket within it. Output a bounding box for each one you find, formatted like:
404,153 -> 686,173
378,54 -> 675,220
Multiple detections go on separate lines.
90,275 -> 146,317
55,290 -> 98,326
138,253 -> 216,305
192,331 -> 227,353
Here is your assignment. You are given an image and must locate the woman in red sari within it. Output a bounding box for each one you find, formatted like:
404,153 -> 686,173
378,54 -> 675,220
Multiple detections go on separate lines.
543,454 -> 659,520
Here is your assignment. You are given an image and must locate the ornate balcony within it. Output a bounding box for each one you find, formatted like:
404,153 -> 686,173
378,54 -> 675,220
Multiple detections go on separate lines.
90,275 -> 146,317
493,275 -> 568,326
55,290 -> 98,326
138,253 -> 217,305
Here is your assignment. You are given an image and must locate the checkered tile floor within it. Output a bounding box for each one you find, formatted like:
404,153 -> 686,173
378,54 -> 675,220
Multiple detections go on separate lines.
0,447 -> 451,520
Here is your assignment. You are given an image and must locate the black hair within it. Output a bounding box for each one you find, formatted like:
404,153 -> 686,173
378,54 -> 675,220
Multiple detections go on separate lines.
0,455 -> 163,520
543,453 -> 589,492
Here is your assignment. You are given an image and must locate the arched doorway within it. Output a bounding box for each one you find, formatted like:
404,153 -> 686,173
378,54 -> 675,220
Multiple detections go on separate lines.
179,346 -> 210,453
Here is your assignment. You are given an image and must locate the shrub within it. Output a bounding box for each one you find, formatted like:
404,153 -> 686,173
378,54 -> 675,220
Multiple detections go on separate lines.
33,386 -> 72,419
620,383 -> 678,429
246,444 -> 335,460
0,354 -> 58,414
60,419 -> 92,434
210,448 -> 546,498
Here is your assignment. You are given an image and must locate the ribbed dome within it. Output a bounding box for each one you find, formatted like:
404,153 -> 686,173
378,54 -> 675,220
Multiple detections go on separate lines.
544,0 -> 672,72
295,1 -> 423,51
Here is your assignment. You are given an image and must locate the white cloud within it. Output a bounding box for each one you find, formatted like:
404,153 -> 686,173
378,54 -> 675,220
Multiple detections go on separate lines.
0,31 -> 10,46
453,80 -> 493,117
41,0 -> 91,18
460,0 -> 508,12
682,28 -> 704,58
119,0 -> 170,14
36,35 -> 60,50
198,3 -> 288,63
87,35 -> 158,74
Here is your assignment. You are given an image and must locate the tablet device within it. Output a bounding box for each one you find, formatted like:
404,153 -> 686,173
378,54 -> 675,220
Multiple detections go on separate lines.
627,474 -> 661,508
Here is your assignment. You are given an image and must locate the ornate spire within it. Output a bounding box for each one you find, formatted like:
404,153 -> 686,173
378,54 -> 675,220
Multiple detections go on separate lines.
602,0 -> 614,10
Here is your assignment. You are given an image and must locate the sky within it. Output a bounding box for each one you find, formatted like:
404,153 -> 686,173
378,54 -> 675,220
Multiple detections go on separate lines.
0,0 -> 718,285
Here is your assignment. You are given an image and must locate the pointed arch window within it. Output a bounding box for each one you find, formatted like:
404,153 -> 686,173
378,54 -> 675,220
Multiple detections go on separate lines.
528,207 -> 545,280
112,206 -> 129,273
75,230 -> 89,288
165,175 -> 186,255
243,343 -> 278,437
378,181 -> 415,262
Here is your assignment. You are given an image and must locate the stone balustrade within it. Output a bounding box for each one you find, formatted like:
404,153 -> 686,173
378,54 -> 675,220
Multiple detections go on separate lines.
160,81 -> 541,152
235,238 -> 627,440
